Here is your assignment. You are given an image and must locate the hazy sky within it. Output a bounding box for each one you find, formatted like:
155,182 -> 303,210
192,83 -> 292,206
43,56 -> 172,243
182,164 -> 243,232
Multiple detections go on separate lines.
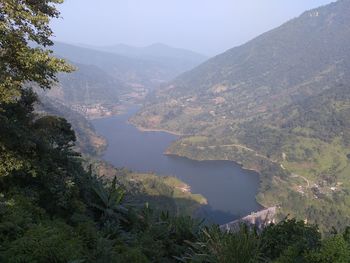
51,0 -> 335,56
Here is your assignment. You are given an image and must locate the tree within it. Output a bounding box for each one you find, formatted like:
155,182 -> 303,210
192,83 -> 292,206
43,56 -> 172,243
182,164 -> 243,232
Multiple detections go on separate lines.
0,0 -> 84,219
260,219 -> 321,261
0,0 -> 72,104
305,235 -> 350,263
90,175 -> 128,228
0,0 -> 73,177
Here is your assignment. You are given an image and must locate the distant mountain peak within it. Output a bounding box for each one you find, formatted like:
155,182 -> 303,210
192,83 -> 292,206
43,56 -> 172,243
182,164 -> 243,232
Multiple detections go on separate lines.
146,43 -> 170,48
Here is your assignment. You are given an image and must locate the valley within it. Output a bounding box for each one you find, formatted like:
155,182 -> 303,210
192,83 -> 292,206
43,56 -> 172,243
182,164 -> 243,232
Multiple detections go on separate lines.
35,0 -> 350,232
4,0 -> 350,261
40,42 -> 207,120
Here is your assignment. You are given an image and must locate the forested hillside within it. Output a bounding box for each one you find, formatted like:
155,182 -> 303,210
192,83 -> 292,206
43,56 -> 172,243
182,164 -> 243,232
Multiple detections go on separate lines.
36,96 -> 108,156
134,0 -> 350,133
133,0 -> 350,231
40,62 -> 128,118
56,63 -> 128,105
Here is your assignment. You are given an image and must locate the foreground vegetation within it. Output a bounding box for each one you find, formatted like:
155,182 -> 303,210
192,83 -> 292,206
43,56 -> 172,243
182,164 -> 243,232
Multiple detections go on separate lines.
88,161 -> 207,217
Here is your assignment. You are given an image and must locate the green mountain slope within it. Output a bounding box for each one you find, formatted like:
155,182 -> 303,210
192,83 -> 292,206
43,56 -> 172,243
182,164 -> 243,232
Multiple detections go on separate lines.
133,0 -> 350,231
134,0 -> 350,133
55,63 -> 128,105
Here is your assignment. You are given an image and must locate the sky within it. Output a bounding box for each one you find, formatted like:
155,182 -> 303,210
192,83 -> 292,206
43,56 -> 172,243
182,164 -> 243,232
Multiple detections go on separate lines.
51,0 -> 335,56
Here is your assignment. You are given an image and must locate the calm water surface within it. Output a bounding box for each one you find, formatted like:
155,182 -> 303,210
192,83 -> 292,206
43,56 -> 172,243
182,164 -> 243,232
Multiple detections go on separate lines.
92,106 -> 262,224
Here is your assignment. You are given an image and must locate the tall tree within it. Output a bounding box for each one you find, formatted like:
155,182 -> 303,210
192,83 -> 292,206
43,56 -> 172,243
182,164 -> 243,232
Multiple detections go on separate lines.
0,0 -> 81,217
0,0 -> 73,176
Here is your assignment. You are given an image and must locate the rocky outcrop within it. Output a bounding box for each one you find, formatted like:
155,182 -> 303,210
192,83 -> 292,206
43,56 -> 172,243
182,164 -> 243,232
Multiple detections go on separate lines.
220,207 -> 277,232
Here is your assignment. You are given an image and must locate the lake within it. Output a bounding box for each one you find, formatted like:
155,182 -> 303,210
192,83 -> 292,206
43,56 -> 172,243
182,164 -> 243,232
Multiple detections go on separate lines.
92,106 -> 262,224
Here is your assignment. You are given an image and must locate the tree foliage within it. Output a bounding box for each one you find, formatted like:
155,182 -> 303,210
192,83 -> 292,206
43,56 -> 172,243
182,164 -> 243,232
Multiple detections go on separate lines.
0,0 -> 72,103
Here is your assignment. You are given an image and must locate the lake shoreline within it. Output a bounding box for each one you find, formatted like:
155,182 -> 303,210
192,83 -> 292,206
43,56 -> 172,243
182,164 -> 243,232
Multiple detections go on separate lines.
163,151 -> 266,208
131,118 -> 263,175
92,105 -> 263,224
127,110 -> 267,212
164,151 -> 262,174
131,123 -> 184,136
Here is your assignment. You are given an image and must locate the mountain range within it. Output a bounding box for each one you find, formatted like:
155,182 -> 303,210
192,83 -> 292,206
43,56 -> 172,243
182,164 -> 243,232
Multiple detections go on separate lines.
82,42 -> 207,72
52,42 -> 207,89
40,42 -> 206,117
